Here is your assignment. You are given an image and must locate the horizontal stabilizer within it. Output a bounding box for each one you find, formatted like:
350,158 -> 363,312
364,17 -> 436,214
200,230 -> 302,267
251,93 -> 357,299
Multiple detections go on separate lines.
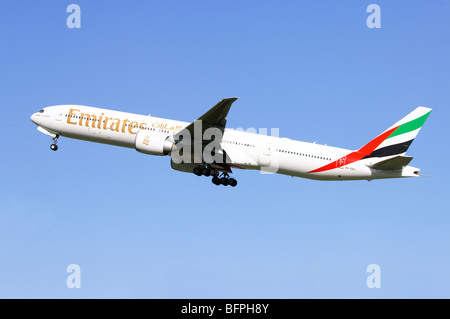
368,155 -> 413,170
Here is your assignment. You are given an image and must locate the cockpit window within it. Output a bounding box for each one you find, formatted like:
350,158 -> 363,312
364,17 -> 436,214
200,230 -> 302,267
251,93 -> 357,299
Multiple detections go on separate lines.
39,109 -> 44,113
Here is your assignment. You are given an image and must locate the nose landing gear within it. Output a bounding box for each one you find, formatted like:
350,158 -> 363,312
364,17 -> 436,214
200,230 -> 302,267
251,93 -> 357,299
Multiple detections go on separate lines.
50,135 -> 59,151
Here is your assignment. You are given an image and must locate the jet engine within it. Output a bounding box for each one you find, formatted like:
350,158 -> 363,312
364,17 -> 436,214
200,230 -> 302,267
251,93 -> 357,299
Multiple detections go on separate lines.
135,130 -> 174,156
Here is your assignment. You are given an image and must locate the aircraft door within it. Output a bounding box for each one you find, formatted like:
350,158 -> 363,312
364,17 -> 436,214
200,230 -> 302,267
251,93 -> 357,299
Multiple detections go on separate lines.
257,142 -> 272,167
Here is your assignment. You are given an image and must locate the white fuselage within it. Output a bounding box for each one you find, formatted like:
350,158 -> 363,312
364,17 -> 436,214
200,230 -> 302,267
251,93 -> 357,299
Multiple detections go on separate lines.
31,105 -> 418,181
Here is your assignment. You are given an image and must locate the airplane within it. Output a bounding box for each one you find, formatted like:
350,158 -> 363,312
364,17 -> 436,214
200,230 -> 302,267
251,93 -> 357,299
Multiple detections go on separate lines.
30,98 -> 431,187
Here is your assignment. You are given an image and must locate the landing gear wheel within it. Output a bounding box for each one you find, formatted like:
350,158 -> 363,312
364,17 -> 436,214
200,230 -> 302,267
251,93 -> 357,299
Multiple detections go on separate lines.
199,166 -> 238,187
212,176 -> 221,185
202,167 -> 211,177
210,169 -> 219,177
193,167 -> 202,176
228,178 -> 237,187
220,177 -> 229,186
50,135 -> 59,151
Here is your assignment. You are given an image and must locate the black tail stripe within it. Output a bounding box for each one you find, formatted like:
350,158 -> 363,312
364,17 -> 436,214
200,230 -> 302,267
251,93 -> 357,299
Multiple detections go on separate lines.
363,139 -> 414,159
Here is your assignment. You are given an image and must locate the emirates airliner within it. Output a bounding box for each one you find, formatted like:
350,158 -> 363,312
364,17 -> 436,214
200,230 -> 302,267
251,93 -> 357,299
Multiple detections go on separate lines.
30,98 -> 431,187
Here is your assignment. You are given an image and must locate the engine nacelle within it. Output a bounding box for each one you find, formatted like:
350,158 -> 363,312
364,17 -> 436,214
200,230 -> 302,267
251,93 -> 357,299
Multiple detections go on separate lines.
135,130 -> 174,156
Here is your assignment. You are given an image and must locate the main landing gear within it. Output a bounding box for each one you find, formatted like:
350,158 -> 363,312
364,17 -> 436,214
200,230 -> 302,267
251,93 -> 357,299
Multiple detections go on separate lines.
193,165 -> 238,187
50,135 -> 59,151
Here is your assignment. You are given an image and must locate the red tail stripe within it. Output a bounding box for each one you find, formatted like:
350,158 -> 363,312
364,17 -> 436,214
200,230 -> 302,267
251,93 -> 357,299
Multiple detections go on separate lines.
308,126 -> 399,173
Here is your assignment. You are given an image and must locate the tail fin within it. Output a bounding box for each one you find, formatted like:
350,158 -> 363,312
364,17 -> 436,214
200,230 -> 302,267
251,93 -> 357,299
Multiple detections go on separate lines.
308,107 -> 431,174
360,106 -> 432,159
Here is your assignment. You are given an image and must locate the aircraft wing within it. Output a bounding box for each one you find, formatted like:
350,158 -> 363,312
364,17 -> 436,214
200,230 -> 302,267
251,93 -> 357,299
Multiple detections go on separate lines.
174,97 -> 238,140
172,97 -> 238,165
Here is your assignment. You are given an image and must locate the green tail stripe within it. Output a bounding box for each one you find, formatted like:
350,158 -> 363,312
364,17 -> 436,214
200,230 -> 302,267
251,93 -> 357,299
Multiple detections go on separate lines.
388,111 -> 431,139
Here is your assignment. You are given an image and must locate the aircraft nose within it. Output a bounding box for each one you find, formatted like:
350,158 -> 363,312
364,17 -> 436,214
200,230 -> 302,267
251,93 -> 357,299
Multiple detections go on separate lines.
30,112 -> 41,125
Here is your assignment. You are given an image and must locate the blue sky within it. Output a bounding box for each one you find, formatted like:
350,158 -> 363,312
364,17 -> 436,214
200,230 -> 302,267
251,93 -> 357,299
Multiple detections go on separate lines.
1,0 -> 450,298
